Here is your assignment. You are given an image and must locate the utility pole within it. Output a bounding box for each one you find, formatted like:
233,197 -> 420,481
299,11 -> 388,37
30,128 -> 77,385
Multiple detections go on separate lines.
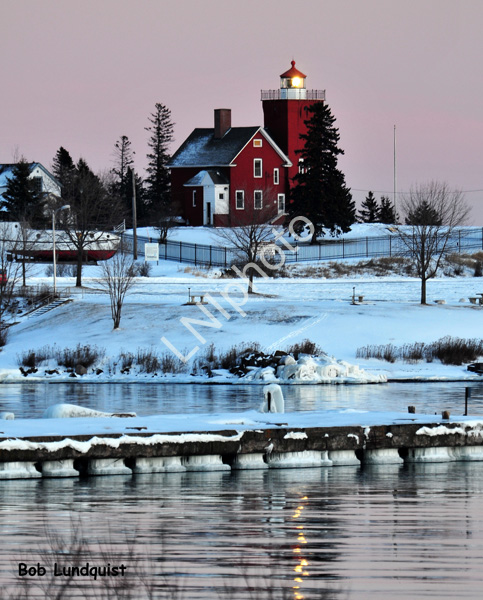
393,124 -> 397,221
131,168 -> 138,260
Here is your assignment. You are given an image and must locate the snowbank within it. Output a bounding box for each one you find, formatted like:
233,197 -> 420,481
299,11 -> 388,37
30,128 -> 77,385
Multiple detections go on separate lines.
43,404 -> 136,419
243,354 -> 387,384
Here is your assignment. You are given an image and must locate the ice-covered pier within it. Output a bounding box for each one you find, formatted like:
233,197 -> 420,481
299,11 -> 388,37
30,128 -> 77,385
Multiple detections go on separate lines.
2,420 -> 483,479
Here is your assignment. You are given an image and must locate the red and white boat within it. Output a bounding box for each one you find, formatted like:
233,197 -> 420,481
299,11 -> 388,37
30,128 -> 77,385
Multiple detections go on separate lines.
4,225 -> 121,263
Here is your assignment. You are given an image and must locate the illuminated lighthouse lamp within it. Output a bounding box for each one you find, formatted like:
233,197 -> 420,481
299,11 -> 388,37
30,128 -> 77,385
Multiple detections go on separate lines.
280,60 -> 307,99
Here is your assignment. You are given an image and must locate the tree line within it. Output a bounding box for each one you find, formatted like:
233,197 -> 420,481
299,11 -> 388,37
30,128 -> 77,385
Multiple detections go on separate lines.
2,102 -> 174,230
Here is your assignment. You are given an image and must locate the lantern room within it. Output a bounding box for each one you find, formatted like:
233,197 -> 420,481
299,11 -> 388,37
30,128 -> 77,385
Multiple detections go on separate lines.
280,60 -> 307,99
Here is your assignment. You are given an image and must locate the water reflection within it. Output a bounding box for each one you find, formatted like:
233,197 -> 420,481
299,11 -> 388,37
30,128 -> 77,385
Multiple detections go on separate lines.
2,464 -> 483,598
1,381 -> 483,419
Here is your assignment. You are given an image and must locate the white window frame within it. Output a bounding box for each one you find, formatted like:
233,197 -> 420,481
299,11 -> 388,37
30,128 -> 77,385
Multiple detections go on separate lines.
273,168 -> 279,185
254,190 -> 263,210
298,158 -> 305,174
253,139 -> 263,147
277,193 -> 285,214
235,190 -> 245,210
192,190 -> 197,207
254,158 -> 262,178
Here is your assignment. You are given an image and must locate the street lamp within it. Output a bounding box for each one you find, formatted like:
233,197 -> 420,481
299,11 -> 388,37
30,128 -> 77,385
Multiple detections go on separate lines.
52,204 -> 70,296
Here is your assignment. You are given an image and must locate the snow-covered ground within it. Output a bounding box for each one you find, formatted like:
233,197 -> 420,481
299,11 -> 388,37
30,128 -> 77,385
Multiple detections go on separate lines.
2,257 -> 483,384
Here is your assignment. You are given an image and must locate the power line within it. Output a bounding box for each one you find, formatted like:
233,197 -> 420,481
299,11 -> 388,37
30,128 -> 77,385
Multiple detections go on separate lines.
351,187 -> 483,195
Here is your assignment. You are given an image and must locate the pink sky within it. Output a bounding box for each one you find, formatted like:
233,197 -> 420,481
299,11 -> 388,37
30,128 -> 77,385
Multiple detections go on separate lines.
3,0 -> 483,223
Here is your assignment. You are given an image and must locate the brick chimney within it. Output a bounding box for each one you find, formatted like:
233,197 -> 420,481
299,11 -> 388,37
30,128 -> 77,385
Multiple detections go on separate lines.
214,108 -> 231,139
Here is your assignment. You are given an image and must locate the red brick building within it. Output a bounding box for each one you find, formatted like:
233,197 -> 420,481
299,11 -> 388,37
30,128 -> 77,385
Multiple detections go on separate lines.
169,62 -> 325,226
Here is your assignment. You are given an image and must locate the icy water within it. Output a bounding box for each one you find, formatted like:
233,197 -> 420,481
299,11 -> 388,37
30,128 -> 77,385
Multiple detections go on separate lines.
2,380 -> 483,419
2,382 -> 483,598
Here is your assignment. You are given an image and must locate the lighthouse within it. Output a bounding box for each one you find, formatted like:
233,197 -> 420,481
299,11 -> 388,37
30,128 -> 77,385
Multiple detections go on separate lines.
261,61 -> 325,184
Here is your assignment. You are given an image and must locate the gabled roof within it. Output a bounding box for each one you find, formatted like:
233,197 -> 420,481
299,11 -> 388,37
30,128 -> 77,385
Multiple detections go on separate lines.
0,163 -> 60,189
183,170 -> 229,187
168,126 -> 291,168
169,127 -> 259,168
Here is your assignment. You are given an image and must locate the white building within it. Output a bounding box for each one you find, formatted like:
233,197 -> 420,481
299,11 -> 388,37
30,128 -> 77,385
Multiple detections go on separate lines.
0,162 -> 61,201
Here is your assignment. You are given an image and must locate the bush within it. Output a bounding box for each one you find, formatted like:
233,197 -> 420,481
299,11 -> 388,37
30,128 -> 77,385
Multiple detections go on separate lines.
127,262 -> 152,278
356,343 -> 397,363
0,327 -> 8,348
357,336 -> 483,366
119,350 -> 135,371
55,344 -> 105,369
429,336 -> 483,365
135,348 -> 160,373
17,345 -> 53,368
159,352 -> 186,374
285,339 -> 324,359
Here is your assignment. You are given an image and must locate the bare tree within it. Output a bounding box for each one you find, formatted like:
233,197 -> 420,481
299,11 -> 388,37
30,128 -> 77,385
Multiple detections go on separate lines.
60,159 -> 123,287
215,207 -> 277,294
396,181 -> 470,304
96,251 -> 136,329
0,223 -> 26,345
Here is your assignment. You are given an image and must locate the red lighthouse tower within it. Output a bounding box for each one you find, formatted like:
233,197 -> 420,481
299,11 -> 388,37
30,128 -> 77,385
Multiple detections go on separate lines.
261,61 -> 325,185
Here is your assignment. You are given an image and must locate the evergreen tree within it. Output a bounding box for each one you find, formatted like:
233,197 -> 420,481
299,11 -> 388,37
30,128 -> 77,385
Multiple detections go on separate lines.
145,103 -> 174,219
358,191 -> 380,223
1,159 -> 45,224
405,199 -> 442,225
111,136 -> 137,227
288,102 -> 355,243
51,147 -> 75,190
378,195 -> 398,224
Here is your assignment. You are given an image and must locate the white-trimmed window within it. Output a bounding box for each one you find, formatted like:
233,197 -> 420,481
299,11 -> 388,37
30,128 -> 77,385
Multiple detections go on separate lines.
192,190 -> 197,207
277,194 -> 285,213
273,168 -> 279,185
254,190 -> 263,210
253,139 -> 263,147
298,158 -> 306,174
235,190 -> 245,210
254,158 -> 262,178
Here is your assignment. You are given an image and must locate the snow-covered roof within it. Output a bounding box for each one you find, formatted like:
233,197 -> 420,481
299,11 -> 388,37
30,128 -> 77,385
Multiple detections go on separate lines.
183,170 -> 229,187
169,127 -> 260,167
0,162 -> 60,190
168,126 -> 291,168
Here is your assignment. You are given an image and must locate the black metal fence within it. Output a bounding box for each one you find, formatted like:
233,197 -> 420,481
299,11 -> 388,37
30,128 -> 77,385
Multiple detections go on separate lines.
122,228 -> 483,268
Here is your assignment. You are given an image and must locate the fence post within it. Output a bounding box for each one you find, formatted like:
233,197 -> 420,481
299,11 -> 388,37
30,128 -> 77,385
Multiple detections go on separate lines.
180,240 -> 182,263
224,247 -> 227,268
165,242 -> 167,260
194,244 -> 197,266
342,238 -> 345,258
366,237 -> 368,257
210,245 -> 212,266
389,237 -> 392,257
